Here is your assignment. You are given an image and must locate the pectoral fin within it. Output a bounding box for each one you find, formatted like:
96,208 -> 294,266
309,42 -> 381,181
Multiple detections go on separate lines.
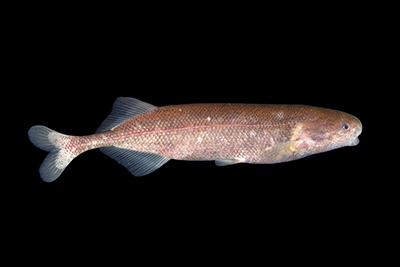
261,140 -> 308,164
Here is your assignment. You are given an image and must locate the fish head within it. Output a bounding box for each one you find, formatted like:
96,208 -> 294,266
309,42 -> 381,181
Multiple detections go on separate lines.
301,108 -> 362,154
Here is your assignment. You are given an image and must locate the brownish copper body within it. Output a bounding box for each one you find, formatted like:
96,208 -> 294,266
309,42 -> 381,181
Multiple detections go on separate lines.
93,103 -> 361,163
29,98 -> 362,182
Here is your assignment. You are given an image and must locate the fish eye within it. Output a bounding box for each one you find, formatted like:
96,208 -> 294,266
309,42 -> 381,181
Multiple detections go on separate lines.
342,123 -> 350,130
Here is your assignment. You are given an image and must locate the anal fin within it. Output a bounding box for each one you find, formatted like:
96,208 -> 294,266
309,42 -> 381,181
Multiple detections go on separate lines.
100,146 -> 170,177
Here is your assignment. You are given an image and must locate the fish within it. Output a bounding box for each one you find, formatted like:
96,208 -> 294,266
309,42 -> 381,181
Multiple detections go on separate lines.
28,97 -> 362,182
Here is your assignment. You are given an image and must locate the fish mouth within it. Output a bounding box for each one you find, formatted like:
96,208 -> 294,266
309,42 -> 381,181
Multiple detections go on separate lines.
350,119 -> 362,146
349,138 -> 359,146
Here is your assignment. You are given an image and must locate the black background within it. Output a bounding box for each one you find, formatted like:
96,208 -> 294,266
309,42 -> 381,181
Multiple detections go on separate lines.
14,4 -> 385,259
22,16 -> 369,194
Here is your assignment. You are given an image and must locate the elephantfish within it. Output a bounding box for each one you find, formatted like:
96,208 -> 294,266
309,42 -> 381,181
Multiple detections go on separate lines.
28,97 -> 362,182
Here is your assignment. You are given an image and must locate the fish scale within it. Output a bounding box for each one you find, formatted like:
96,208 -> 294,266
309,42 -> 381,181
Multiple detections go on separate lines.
28,97 -> 362,182
112,104 -> 304,162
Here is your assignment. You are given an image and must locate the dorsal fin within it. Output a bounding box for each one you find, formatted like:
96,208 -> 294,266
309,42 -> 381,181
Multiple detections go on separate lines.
96,97 -> 157,133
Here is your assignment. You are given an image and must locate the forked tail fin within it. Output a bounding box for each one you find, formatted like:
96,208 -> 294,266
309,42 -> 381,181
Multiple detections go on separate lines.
28,126 -> 76,182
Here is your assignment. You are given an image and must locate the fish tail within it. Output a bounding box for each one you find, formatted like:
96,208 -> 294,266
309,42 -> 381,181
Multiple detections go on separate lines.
28,126 -> 77,182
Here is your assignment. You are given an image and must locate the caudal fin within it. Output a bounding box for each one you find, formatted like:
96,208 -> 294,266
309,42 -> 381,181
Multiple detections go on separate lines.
28,126 -> 75,182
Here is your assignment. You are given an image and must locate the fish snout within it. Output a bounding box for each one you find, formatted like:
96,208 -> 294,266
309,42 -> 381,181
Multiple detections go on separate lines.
350,117 -> 362,146
355,117 -> 362,135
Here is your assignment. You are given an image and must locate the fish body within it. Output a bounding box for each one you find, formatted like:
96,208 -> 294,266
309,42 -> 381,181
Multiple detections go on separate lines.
28,97 -> 362,182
